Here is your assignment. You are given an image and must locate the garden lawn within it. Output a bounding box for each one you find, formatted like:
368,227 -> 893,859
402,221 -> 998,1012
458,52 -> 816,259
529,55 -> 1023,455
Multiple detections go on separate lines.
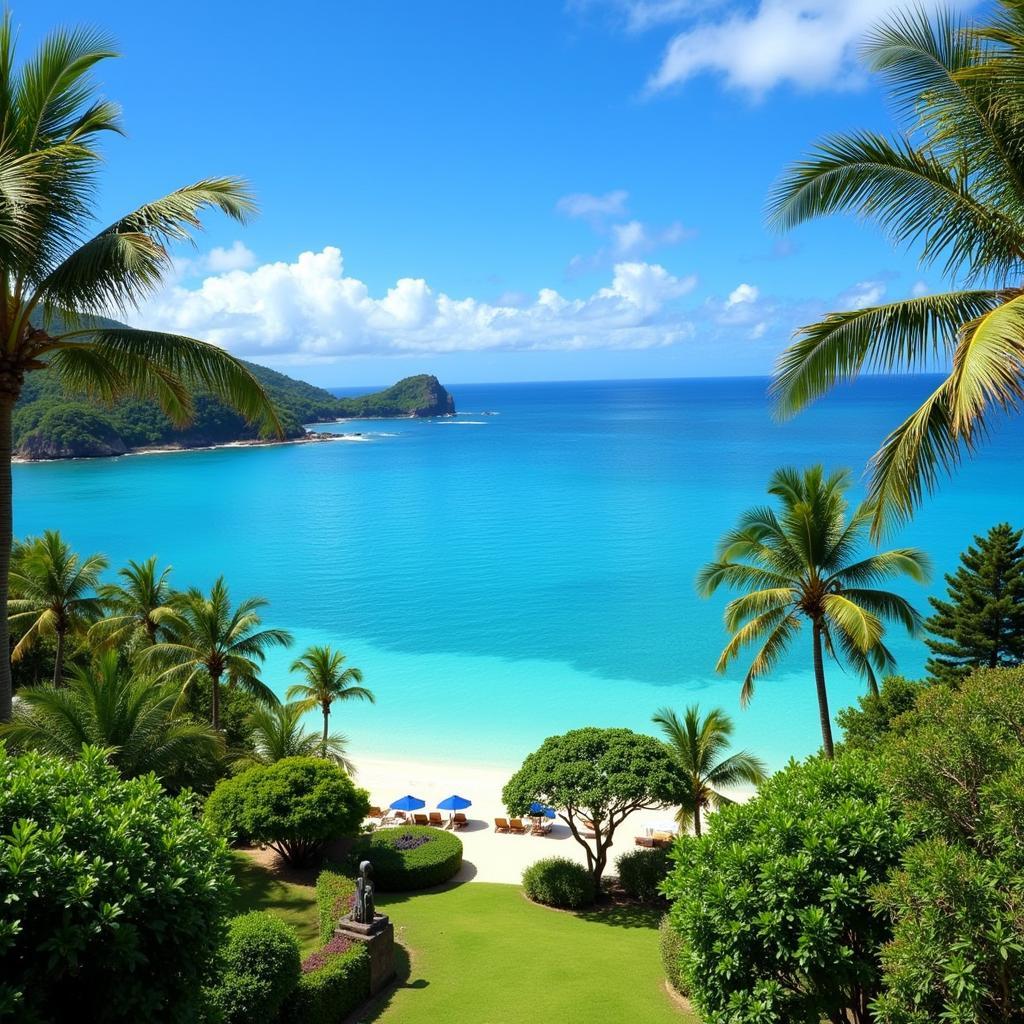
230,853 -> 320,954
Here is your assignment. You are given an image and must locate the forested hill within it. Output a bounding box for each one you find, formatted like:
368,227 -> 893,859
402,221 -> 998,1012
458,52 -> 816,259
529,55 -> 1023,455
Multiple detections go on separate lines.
13,342 -> 455,460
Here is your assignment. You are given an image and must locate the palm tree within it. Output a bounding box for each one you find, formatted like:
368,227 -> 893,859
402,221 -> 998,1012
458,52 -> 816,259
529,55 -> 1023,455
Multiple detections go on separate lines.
769,4 -> 1024,537
287,645 -> 373,749
698,466 -> 930,758
9,530 -> 107,685
0,19 -> 280,720
90,556 -> 175,651
0,650 -> 222,789
142,577 -> 292,730
241,701 -> 354,773
652,705 -> 767,836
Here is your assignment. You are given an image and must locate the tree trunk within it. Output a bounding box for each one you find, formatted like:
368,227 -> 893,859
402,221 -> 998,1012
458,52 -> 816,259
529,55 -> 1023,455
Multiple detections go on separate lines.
0,397 -> 11,720
813,621 -> 835,759
693,800 -> 702,837
52,628 -> 65,687
211,669 -> 221,731
322,701 -> 330,745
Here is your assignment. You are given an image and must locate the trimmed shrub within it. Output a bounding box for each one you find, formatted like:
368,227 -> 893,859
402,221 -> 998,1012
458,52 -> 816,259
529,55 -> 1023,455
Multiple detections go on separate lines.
615,847 -> 671,903
206,911 -> 301,1024
316,868 -> 357,944
522,857 -> 595,909
658,914 -> 689,996
0,746 -> 235,1023
205,757 -> 370,865
345,826 -> 462,891
281,943 -> 370,1024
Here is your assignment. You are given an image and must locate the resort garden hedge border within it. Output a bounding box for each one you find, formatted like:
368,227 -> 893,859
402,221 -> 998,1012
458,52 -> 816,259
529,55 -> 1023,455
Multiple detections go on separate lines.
344,826 -> 463,891
658,914 -> 689,997
615,847 -> 671,903
316,869 -> 357,944
281,941 -> 370,1024
522,857 -> 595,909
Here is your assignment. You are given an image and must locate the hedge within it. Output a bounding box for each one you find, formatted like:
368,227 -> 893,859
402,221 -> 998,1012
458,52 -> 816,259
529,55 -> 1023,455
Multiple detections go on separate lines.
316,869 -> 357,945
615,847 -> 671,903
659,914 -> 689,996
344,826 -> 463,891
281,943 -> 370,1024
522,857 -> 595,909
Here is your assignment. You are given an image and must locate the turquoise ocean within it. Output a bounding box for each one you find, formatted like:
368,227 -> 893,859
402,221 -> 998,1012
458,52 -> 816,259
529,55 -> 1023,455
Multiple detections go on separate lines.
15,376 -> 1024,771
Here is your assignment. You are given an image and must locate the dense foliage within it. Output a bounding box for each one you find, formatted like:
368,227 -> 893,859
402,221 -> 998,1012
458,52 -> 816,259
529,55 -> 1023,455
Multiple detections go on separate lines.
205,912 -> 301,1024
664,754 -> 911,1024
316,868 -> 357,944
280,943 -> 370,1024
345,825 -> 463,890
0,746 -> 235,1023
658,914 -> 689,997
836,675 -> 924,752
615,847 -> 671,903
522,857 -> 596,909
503,727 -> 677,887
206,757 -> 369,865
924,523 -> 1024,683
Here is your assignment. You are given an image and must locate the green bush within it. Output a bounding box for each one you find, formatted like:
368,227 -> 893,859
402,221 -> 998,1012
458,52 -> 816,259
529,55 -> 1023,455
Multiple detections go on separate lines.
316,868 -> 357,944
205,757 -> 370,865
0,746 -> 235,1023
522,857 -> 595,909
206,912 -> 301,1024
345,826 -> 462,891
281,943 -> 370,1024
658,914 -> 689,997
615,847 -> 671,903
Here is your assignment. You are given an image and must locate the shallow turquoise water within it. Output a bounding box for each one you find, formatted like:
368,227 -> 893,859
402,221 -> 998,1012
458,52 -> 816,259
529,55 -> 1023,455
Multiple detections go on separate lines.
14,377 -> 1024,770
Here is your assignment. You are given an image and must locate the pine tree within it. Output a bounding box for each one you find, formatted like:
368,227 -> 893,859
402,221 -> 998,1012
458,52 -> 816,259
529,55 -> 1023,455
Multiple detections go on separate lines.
925,524 -> 1024,683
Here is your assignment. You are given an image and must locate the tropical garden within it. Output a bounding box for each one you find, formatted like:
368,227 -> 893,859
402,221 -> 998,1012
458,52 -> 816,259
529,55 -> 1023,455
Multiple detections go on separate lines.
6,2 -> 1024,1023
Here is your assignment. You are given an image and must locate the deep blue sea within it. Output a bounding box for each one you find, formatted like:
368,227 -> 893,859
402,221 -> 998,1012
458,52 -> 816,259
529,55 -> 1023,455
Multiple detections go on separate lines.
14,376 -> 1024,770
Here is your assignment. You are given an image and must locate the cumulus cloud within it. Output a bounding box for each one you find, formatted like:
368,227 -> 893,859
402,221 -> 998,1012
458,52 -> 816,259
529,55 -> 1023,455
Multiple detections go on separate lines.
838,278 -> 887,309
556,189 -> 630,220
726,282 -> 759,307
645,0 -> 971,97
204,241 -> 256,273
133,246 -> 699,359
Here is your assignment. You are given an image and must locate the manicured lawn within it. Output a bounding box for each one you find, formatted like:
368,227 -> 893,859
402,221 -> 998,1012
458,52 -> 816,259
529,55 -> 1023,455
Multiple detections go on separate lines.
230,853 -> 320,953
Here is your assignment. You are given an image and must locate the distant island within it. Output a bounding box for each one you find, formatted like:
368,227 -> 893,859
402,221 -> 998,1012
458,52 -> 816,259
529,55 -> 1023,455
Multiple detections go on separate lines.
14,354 -> 456,461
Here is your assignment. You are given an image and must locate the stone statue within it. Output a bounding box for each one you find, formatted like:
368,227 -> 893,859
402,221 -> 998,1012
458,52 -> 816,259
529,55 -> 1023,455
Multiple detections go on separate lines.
354,859 -> 375,924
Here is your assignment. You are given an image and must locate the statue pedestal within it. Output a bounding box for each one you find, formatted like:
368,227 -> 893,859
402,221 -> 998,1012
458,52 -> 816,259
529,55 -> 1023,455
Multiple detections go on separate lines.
336,914 -> 395,995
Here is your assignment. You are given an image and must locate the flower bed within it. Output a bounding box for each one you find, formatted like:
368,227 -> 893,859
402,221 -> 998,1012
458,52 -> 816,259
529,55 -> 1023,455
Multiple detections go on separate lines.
345,825 -> 463,891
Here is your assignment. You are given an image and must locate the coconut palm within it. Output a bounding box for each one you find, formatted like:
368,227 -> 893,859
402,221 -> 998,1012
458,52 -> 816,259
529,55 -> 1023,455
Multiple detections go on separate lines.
769,4 -> 1024,537
241,701 -> 354,773
9,530 -> 107,685
90,556 -> 175,651
141,577 -> 291,730
0,650 -> 222,788
287,645 -> 373,749
652,705 -> 766,836
698,466 -> 930,758
0,19 -> 280,720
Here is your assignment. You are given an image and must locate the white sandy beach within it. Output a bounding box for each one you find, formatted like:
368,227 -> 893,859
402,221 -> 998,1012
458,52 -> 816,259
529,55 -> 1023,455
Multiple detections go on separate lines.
353,753 -> 750,885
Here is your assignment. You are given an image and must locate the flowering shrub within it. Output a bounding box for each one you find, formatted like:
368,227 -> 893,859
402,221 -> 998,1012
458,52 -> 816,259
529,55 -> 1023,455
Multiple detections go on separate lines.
301,933 -> 354,974
345,825 -> 462,890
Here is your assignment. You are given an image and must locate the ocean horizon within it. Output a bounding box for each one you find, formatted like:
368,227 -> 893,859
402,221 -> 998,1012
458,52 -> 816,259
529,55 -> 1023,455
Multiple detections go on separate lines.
15,375 -> 1024,772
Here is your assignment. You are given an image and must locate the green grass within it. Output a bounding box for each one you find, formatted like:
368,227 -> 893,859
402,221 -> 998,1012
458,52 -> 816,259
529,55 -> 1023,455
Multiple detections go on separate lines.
230,853 -> 320,954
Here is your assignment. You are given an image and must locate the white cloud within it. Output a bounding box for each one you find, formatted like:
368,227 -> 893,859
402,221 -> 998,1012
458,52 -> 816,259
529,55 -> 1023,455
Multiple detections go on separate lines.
839,278 -> 886,309
204,241 -> 256,273
556,189 -> 630,220
726,282 -> 759,307
610,219 -> 692,257
646,0 -> 970,97
910,280 -> 930,298
133,246 -> 699,359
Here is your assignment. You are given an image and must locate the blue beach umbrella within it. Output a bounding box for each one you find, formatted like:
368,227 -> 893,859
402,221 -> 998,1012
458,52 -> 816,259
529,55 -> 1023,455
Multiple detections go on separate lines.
390,795 -> 426,812
529,802 -> 556,819
437,795 -> 472,811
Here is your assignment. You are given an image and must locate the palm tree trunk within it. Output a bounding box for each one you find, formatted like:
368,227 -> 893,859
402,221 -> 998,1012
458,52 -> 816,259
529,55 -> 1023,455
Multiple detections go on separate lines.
0,396 -> 11,720
322,701 -> 329,746
211,669 -> 221,731
52,628 -> 65,687
812,621 -> 835,759
693,800 -> 702,837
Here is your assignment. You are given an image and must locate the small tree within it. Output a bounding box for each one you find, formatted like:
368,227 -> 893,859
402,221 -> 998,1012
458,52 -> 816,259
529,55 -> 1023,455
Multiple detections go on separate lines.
502,727 -> 677,891
205,756 -> 369,866
925,523 -> 1024,684
0,746 -> 235,1022
835,674 -> 923,753
663,754 -> 911,1024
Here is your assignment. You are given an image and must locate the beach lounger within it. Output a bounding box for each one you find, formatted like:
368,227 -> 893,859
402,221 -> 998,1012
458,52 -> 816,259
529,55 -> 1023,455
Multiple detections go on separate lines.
368,806 -> 383,819
413,813 -> 430,826
508,818 -> 528,834
635,835 -> 655,848
580,818 -> 598,838
652,831 -> 674,848
428,812 -> 445,827
452,812 -> 469,830
531,820 -> 552,835
494,817 -> 511,833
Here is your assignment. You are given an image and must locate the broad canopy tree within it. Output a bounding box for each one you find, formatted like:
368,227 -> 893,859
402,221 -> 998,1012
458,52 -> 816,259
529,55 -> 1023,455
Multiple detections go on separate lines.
502,727 -> 678,890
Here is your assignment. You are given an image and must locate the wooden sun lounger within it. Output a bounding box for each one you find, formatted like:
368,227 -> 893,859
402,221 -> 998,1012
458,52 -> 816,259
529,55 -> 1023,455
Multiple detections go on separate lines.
494,817 -> 510,833
413,813 -> 429,826
367,806 -> 383,819
452,812 -> 468,830
508,818 -> 528,834
428,812 -> 445,827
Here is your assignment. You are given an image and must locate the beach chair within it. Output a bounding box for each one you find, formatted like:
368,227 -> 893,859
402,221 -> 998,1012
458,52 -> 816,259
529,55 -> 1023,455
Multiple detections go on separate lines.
580,818 -> 598,839
428,812 -> 445,827
452,812 -> 469,830
634,835 -> 655,848
494,817 -> 511,833
531,819 -> 552,836
508,818 -> 527,834
652,831 -> 674,848
367,806 -> 383,819
413,813 -> 429,826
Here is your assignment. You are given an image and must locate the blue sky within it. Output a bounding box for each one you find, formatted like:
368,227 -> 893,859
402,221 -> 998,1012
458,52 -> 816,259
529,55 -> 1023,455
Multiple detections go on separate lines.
27,0 -> 979,386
